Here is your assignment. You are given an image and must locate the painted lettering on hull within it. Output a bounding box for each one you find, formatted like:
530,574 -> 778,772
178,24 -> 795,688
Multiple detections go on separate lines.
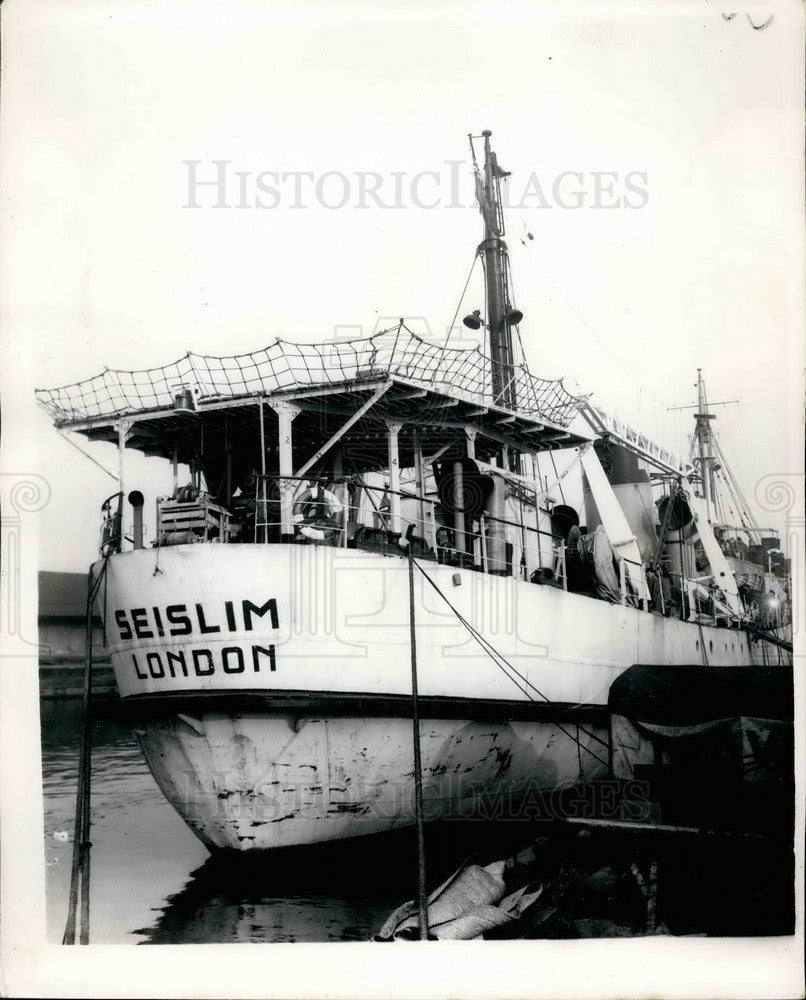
114,599 -> 279,641
131,644 -> 276,680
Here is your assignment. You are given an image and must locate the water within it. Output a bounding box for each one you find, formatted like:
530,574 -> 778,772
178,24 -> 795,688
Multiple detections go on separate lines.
42,700 -> 794,943
41,699 -> 527,944
42,700 -> 412,943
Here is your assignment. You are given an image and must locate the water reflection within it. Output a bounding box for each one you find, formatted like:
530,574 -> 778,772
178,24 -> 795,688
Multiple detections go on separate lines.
139,855 -> 397,943
42,699 -> 209,944
138,819 -> 534,944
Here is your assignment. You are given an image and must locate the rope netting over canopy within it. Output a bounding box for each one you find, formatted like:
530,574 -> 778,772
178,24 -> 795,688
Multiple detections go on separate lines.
35,327 -> 585,428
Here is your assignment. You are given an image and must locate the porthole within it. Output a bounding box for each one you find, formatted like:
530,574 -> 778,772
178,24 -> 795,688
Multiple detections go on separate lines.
709,640 -> 714,653
695,640 -> 700,651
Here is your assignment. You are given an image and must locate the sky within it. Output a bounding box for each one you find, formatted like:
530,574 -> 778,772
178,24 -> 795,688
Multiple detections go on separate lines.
2,0 -> 804,571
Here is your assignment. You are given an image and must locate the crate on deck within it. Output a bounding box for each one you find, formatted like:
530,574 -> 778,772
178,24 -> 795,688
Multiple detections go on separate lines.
156,488 -> 232,545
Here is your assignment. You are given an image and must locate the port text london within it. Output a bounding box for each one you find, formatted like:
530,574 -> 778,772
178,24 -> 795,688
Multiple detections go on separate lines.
114,598 -> 279,679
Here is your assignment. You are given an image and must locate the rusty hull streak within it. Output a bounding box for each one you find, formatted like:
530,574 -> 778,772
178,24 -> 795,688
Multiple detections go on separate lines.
328,803 -> 370,815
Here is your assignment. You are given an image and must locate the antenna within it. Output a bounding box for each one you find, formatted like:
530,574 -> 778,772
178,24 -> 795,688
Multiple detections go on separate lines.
667,400 -> 739,411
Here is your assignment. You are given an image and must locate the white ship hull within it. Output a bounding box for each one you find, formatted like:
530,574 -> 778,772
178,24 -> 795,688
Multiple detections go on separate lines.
103,544 -> 756,851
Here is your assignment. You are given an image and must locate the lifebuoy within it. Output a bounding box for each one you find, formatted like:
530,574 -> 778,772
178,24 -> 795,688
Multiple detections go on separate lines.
292,485 -> 344,541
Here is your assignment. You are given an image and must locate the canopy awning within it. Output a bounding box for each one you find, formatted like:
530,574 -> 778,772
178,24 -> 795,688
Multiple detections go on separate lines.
35,328 -> 590,467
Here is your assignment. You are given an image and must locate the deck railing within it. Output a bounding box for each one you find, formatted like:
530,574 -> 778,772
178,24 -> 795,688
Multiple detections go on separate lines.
151,477 -> 571,587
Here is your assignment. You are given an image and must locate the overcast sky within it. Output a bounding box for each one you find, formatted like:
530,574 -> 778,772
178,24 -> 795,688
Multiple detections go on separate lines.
3,0 -> 803,571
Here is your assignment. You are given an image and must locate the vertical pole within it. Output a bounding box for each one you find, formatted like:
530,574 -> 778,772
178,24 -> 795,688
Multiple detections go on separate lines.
480,130 -> 511,408
465,429 -> 480,567
225,418 -> 232,505
695,370 -> 712,516
486,475 -> 507,574
534,491 -> 543,566
519,518 -> 528,581
259,398 -> 267,542
464,427 -> 477,461
270,402 -> 300,542
479,516 -> 489,573
532,454 -> 545,568
387,421 -> 402,537
407,544 -> 429,941
452,460 -> 466,555
373,483 -> 384,531
413,431 -> 426,539
172,444 -> 178,494
278,408 -> 293,540
63,563 -> 103,945
117,420 -> 129,548
259,397 -> 266,477
352,481 -> 364,530
199,423 -> 204,489
333,448 -> 347,546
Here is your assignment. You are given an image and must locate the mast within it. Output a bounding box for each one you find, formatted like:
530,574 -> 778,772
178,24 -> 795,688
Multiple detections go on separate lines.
476,130 -> 520,411
693,368 -> 716,516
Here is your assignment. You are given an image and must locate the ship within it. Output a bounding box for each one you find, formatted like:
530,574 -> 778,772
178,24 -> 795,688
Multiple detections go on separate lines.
37,130 -> 792,853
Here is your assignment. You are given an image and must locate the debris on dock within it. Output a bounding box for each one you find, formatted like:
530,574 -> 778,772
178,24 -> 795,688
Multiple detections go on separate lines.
374,861 -> 542,941
372,816 -> 794,941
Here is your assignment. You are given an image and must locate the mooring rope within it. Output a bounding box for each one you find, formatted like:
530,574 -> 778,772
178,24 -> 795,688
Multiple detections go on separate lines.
407,543 -> 430,940
410,556 -> 609,769
62,555 -> 110,946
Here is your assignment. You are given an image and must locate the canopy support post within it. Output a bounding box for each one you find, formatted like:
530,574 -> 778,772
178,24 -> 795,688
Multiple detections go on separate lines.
452,459 -> 467,556
258,397 -> 267,542
117,419 -> 133,547
413,431 -> 427,544
268,401 -> 300,542
464,426 -> 477,460
387,421 -> 403,537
